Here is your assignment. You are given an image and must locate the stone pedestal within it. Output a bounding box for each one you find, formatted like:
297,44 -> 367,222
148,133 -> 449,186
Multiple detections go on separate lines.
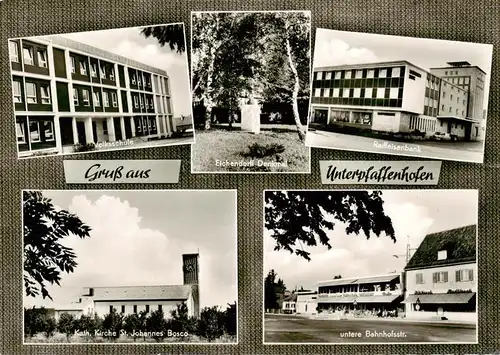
241,103 -> 261,134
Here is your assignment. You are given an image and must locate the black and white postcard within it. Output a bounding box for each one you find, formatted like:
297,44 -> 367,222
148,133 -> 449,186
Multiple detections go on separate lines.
9,23 -> 194,159
23,190 -> 237,344
190,11 -> 311,173
306,29 -> 493,163
264,189 -> 478,344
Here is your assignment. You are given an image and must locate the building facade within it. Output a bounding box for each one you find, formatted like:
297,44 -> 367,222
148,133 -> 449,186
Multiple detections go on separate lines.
9,35 -> 184,157
403,225 -> 477,322
310,60 -> 486,141
295,291 -> 317,314
54,253 -> 200,320
316,273 -> 404,313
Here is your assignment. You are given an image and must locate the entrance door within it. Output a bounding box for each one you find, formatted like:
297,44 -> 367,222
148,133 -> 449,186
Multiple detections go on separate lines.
124,117 -> 132,139
114,117 -> 123,141
76,121 -> 86,144
92,122 -> 98,143
59,117 -> 74,145
305,305 -> 308,312
447,121 -> 452,133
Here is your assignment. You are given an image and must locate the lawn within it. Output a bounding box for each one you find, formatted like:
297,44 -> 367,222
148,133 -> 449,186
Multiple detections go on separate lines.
192,127 -> 310,173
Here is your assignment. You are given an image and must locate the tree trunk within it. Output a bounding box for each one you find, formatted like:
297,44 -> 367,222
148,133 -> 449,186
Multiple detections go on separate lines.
285,26 -> 306,142
203,17 -> 219,131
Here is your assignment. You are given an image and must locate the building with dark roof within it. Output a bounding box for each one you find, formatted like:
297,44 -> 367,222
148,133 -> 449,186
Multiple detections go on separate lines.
54,254 -> 200,320
309,60 -> 486,141
403,225 -> 477,322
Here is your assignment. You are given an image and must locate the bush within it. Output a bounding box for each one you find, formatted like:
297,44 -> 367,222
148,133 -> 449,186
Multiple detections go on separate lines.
245,142 -> 285,158
75,314 -> 101,337
44,317 -> 57,338
145,309 -> 167,341
223,302 -> 237,336
73,143 -> 96,152
57,313 -> 77,339
24,307 -> 48,337
123,311 -> 148,341
196,306 -> 224,342
101,308 -> 123,340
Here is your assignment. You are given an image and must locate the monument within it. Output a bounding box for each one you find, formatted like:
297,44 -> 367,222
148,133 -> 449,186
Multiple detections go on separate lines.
240,97 -> 261,134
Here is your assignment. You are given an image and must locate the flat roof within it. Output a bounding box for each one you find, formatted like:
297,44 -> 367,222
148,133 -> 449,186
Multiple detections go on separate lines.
314,60 -> 428,74
430,65 -> 487,75
437,115 -> 480,124
318,273 -> 400,287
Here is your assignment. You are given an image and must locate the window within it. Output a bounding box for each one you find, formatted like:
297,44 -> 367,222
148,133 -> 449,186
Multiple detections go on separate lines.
450,94 -> 453,100
379,69 -> 387,78
103,120 -> 108,135
459,77 -> 464,84
364,88 -> 372,98
355,70 -> 363,79
443,82 -> 447,87
111,92 -> 117,107
37,50 -> 47,68
441,104 -> 445,111
93,91 -> 100,106
389,88 -> 398,99
138,76 -> 142,86
80,60 -> 87,75
455,70 -> 458,75
145,305 -> 150,313
121,305 -> 125,313
131,74 -> 136,85
376,88 -> 385,99
82,89 -> 90,106
367,69 -> 374,78
353,88 -> 361,98
325,72 -> 332,80
462,110 -> 464,116
323,88 -> 330,97
448,106 -> 452,113
133,96 -> 139,108
314,88 -> 321,97
109,68 -> 115,81
315,71 -> 322,80
140,96 -> 144,108
445,71 -> 448,75
457,97 -> 459,103
345,70 -> 351,79
43,121 -> 54,141
433,271 -> 448,283
133,305 -> 137,313
109,306 -> 113,313
416,273 -> 424,284
26,82 -> 37,103
70,57 -> 76,73
158,305 -> 162,312
12,81 -> 22,103
332,88 -> 340,97
442,91 -> 446,98
91,63 -> 97,77
438,250 -> 447,260
73,88 -> 79,106
465,77 -> 469,84
456,269 -> 474,282
29,121 -> 41,142
16,122 -> 25,143
392,67 -> 400,77
100,65 -> 106,79
40,85 -> 51,104
456,109 -> 459,115
341,89 -> 349,98
152,119 -> 156,130
23,47 -> 34,65
103,91 -> 110,107
9,41 -> 19,62
334,71 -> 341,80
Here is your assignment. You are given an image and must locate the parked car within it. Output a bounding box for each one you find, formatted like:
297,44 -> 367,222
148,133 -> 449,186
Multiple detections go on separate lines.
432,132 -> 452,141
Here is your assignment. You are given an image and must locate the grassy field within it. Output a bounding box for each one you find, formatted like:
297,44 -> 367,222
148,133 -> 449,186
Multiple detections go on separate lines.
25,332 -> 236,343
192,127 -> 310,173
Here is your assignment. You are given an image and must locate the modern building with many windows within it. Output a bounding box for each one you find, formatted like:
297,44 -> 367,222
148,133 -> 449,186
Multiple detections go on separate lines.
403,225 -> 477,322
310,60 -> 486,141
9,35 -> 187,157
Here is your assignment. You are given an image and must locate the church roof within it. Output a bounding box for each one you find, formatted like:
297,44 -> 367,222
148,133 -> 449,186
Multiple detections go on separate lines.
88,285 -> 193,301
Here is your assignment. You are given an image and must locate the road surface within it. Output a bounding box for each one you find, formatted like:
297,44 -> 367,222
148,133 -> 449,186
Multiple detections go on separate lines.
264,314 -> 477,343
306,130 -> 484,163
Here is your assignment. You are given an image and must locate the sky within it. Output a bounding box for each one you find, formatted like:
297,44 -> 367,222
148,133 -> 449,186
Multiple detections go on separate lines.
313,29 -> 493,110
24,190 -> 237,310
264,190 -> 478,291
42,24 -> 192,117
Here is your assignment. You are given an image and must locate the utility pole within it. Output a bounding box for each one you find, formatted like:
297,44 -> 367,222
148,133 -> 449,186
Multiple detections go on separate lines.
393,235 -> 417,265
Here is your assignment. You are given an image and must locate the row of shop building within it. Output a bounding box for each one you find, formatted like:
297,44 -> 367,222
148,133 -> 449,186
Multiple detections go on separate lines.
282,224 -> 477,322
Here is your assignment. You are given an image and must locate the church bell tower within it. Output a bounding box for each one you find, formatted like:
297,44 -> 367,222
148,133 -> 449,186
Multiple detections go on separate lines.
182,253 -> 200,317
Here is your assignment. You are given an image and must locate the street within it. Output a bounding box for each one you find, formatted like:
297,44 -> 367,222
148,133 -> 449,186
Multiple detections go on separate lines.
306,130 -> 484,163
264,314 -> 477,343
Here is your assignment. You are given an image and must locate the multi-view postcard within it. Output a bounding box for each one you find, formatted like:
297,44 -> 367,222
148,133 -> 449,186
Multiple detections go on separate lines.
190,11 -> 311,173
306,29 -> 493,163
23,190 -> 237,344
9,23 -> 194,159
264,189 -> 478,344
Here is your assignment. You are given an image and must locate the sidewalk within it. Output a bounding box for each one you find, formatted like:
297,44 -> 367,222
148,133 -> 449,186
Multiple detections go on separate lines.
309,314 -> 476,326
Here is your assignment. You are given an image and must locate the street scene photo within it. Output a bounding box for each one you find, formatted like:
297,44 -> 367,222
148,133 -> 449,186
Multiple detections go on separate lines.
306,29 -> 493,163
23,190 -> 237,343
10,23 -> 194,158
264,190 -> 478,343
191,11 -> 311,173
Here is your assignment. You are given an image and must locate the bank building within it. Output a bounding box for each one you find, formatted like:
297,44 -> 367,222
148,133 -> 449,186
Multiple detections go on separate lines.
53,254 -> 200,320
9,35 -> 192,157
309,60 -> 487,141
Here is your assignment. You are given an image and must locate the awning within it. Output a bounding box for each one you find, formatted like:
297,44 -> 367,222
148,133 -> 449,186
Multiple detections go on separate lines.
357,275 -> 399,285
318,294 -> 401,304
403,292 -> 475,304
437,115 -> 479,124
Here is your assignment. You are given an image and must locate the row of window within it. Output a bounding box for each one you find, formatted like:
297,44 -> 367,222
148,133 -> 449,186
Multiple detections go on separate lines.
9,41 -> 48,68
314,87 -> 401,100
110,304 -> 163,314
415,269 -> 474,284
409,115 -> 436,133
16,119 -> 54,144
73,88 -> 118,108
441,104 -> 465,117
71,57 -> 116,81
13,80 -> 51,105
315,67 -> 403,81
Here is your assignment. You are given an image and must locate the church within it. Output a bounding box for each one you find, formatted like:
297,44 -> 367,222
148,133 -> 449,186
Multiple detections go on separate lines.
53,253 -> 200,321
